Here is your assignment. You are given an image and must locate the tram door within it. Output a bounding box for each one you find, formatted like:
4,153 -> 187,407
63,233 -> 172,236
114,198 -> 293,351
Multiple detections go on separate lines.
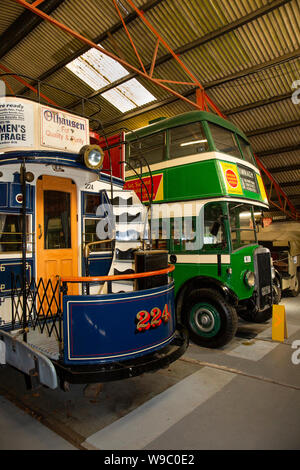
36,175 -> 78,296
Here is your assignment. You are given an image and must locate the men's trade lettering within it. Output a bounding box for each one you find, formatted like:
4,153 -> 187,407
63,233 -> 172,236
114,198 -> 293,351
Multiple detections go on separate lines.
0,124 -> 26,141
0,101 -> 34,148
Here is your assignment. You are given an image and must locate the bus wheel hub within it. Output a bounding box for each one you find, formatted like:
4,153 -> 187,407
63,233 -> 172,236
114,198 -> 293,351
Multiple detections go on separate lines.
196,308 -> 215,332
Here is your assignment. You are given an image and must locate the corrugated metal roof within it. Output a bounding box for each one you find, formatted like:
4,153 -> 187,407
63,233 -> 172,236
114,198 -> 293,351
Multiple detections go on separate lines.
259,150 -> 300,169
0,0 -> 28,35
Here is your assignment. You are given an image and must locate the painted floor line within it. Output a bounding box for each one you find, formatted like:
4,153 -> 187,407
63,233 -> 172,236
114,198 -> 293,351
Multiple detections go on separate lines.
256,323 -> 300,341
227,338 -> 278,361
180,357 -> 300,391
0,396 -> 76,450
82,367 -> 235,450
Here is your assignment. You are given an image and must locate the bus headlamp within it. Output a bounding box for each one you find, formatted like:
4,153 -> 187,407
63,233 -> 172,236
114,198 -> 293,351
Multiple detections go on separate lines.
271,266 -> 275,279
80,145 -> 104,170
244,270 -> 255,288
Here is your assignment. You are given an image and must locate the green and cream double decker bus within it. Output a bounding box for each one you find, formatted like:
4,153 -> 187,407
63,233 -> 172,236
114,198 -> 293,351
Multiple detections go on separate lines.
124,111 -> 273,348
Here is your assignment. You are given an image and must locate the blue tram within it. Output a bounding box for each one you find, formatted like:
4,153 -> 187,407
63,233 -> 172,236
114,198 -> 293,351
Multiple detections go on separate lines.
0,93 -> 187,390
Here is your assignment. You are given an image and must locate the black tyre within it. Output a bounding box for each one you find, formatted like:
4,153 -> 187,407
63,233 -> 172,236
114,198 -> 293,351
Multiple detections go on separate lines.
238,305 -> 273,323
289,272 -> 300,297
182,288 -> 238,348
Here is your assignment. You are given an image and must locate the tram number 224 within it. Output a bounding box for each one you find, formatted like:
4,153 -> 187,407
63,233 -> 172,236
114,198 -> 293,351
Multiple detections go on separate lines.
136,304 -> 171,332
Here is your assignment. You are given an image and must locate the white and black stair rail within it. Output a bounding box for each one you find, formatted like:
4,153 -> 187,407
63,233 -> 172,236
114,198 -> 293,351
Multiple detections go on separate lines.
105,189 -> 147,294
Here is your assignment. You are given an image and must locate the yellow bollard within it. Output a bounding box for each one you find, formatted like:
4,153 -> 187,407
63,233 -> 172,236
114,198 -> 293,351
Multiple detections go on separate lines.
272,304 -> 288,342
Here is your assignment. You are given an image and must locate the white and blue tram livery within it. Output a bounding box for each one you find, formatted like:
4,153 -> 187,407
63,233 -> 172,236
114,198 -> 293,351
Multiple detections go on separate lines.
0,95 -> 187,389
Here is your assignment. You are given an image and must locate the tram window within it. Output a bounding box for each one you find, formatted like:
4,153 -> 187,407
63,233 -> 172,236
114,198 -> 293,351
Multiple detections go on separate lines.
169,122 -> 209,159
237,136 -> 255,165
129,132 -> 165,166
84,194 -> 101,214
209,123 -> 241,159
44,191 -> 71,249
0,213 -> 29,253
83,219 -> 112,253
203,203 -> 227,250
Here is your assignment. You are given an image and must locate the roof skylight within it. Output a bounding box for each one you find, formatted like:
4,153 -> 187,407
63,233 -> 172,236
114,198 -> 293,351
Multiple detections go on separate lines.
102,78 -> 156,112
66,45 -> 156,112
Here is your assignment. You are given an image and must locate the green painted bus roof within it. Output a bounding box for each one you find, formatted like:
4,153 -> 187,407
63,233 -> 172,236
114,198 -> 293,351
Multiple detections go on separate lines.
125,110 -> 249,143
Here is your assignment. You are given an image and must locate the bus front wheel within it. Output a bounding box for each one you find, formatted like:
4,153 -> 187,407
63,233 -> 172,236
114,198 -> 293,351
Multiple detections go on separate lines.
182,288 -> 238,348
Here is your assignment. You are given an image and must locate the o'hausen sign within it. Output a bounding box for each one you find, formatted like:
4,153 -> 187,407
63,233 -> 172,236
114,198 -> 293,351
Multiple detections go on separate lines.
41,106 -> 89,152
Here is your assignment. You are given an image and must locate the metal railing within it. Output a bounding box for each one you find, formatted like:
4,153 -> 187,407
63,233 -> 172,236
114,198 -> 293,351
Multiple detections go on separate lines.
10,264 -> 175,346
60,263 -> 175,295
11,274 -> 62,342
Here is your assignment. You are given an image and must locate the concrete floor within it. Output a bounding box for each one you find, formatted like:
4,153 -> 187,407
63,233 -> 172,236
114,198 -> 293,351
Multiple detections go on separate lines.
0,295 -> 299,451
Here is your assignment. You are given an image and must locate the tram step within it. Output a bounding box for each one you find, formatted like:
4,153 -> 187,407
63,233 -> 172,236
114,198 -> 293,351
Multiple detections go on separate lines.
116,229 -> 140,241
115,248 -> 136,260
111,281 -> 134,293
113,260 -> 134,271
111,196 -> 133,206
114,268 -> 135,276
115,212 -> 142,223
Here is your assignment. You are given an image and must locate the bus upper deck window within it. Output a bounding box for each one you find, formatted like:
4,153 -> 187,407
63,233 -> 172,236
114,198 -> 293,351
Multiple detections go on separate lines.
129,132 -> 165,166
209,123 -> 241,159
169,122 -> 209,159
237,136 -> 255,165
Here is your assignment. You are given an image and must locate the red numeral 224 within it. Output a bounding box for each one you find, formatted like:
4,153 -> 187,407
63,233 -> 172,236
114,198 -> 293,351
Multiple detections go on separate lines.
136,304 -> 171,332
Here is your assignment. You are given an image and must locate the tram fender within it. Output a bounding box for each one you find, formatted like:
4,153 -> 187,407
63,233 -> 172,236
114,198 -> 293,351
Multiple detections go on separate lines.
0,330 -> 58,389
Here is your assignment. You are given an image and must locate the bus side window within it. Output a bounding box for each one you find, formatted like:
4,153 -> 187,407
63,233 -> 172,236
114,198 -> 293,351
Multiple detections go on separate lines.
203,203 -> 227,251
171,216 -> 203,252
129,132 -> 165,166
169,122 -> 209,159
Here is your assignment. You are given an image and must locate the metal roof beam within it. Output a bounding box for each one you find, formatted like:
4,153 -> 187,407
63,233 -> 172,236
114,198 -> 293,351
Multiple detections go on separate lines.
264,180 -> 300,189
267,164 -> 300,174
256,143 -> 300,158
224,92 -> 292,116
17,0 -> 164,95
0,0 -> 65,59
247,120 -> 300,137
65,0 -> 293,110
101,50 -> 300,129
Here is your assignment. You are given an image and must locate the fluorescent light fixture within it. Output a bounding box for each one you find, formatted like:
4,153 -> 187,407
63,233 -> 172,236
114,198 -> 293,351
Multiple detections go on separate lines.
180,139 -> 207,146
66,45 -> 156,113
240,212 -> 251,218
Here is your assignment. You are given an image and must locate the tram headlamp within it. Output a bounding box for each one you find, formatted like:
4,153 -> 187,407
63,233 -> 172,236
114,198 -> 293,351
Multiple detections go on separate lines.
25,171 -> 34,182
244,270 -> 255,288
80,145 -> 104,170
